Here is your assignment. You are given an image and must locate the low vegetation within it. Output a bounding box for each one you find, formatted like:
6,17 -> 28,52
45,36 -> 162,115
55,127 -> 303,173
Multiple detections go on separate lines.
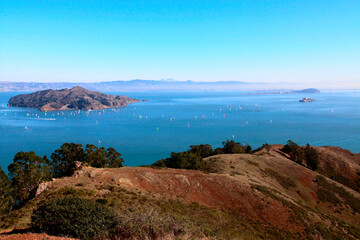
316,175 -> 360,213
0,140 -> 359,240
262,168 -> 296,189
32,197 -> 118,239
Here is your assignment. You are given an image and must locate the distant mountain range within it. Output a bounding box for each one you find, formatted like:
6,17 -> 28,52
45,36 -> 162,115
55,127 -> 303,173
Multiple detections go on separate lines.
0,80 -> 270,92
0,80 -> 323,93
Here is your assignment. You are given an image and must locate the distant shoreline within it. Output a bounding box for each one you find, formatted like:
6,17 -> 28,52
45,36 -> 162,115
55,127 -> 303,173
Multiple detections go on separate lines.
0,80 -> 329,92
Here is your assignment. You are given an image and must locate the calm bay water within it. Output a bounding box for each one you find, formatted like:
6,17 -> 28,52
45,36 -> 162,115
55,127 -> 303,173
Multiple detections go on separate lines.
1,91 -> 359,170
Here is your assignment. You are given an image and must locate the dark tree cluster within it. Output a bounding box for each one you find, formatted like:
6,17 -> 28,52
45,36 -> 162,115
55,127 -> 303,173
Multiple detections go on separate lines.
0,166 -> 13,216
282,140 -> 319,170
214,140 -> 252,154
51,143 -> 124,178
0,143 -> 124,215
8,151 -> 51,206
152,140 -> 252,171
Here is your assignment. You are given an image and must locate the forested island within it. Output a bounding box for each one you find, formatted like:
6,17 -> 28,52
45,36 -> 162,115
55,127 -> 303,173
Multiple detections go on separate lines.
7,86 -> 140,111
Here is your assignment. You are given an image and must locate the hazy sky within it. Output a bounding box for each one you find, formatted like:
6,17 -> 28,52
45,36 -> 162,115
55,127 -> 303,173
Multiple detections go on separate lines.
1,0 -> 359,84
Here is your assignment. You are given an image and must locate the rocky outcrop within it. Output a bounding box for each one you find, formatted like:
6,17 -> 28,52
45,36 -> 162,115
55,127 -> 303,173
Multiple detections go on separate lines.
35,181 -> 53,197
8,86 -> 141,111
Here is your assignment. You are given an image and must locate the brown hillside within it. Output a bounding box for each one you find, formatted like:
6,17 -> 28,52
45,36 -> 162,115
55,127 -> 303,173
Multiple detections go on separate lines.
7,86 -> 140,111
1,145 -> 360,239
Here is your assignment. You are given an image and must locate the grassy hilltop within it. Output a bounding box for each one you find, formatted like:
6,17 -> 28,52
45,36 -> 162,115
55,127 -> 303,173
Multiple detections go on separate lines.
0,141 -> 360,239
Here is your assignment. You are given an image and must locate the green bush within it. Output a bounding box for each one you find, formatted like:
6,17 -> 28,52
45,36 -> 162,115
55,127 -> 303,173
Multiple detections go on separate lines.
32,197 -> 118,239
112,209 -> 186,239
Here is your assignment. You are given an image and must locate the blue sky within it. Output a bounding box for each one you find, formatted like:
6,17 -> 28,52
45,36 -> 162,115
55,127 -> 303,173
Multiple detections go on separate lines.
0,0 -> 359,85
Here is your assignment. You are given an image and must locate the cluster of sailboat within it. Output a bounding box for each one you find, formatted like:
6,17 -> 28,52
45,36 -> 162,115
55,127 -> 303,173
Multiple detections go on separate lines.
2,102 -> 279,137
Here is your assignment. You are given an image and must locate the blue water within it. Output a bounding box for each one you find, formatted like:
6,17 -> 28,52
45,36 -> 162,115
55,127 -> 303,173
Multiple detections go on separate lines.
1,91 -> 359,171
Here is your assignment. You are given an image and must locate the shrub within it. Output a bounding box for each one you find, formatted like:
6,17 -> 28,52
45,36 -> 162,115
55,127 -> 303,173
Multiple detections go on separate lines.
32,197 -> 118,239
316,176 -> 360,213
112,208 -> 186,239
96,198 -> 109,205
261,143 -> 271,154
263,168 -> 296,189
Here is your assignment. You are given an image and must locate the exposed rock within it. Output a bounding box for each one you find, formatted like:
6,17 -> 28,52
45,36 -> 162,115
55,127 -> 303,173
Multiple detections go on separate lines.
35,181 -> 52,197
74,161 -> 83,169
8,86 -> 141,111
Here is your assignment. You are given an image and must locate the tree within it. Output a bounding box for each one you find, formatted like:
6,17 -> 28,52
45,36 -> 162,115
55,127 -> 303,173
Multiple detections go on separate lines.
167,152 -> 203,170
107,147 -> 124,168
304,144 -> 319,170
51,143 -> 85,178
282,140 -> 304,164
8,151 -> 51,206
245,144 -> 252,153
85,144 -> 108,168
222,140 -> 246,154
0,166 -> 13,216
189,144 -> 214,158
152,151 -> 205,171
282,140 -> 297,154
85,145 -> 124,168
213,147 -> 224,155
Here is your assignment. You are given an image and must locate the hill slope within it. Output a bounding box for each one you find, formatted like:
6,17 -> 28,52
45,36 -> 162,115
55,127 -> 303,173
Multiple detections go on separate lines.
7,86 -> 139,111
1,145 -> 360,239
